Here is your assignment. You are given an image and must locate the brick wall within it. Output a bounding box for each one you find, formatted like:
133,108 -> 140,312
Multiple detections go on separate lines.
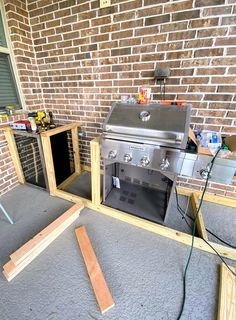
1,0 -> 236,197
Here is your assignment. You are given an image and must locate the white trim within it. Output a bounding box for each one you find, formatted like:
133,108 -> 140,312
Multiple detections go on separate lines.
0,45 -> 9,54
0,0 -> 26,110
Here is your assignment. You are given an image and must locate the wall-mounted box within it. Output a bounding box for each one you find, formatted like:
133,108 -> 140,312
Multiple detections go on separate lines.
100,0 -> 111,8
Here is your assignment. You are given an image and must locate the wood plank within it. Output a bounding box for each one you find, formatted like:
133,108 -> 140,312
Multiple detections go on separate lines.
81,164 -> 104,175
90,136 -> 101,206
3,207 -> 83,281
40,134 -> 57,195
177,186 -> 236,208
190,192 -> 208,241
71,126 -> 81,175
75,226 -> 114,314
57,172 -> 79,190
3,127 -> 25,184
217,263 -> 236,320
54,189 -> 236,262
4,212 -> 78,279
9,203 -> 84,267
81,164 -> 91,172
40,123 -> 79,137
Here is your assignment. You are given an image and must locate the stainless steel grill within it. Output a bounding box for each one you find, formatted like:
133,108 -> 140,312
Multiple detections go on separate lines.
101,102 -> 236,224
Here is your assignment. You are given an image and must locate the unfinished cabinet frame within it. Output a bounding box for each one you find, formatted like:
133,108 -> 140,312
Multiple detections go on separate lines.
3,127 -> 49,190
4,125 -> 236,262
40,123 -> 83,196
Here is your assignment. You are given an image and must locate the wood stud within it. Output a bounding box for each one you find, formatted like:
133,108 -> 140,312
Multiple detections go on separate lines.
217,263 -> 236,320
90,136 -> 101,206
3,127 -> 25,184
190,192 -> 208,241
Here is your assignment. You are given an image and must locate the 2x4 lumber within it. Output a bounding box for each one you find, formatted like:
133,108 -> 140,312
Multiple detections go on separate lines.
81,164 -> 91,172
40,134 -> 57,195
190,193 -> 208,241
177,186 -> 236,209
57,172 -> 79,190
3,127 -> 25,184
9,203 -> 83,267
54,189 -> 236,262
217,263 -> 236,320
3,202 -> 84,281
90,137 -> 101,206
3,212 -> 78,280
75,226 -> 115,314
40,123 -> 79,137
71,126 -> 81,175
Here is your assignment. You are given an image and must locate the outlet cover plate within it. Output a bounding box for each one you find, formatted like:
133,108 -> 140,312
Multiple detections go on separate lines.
100,0 -> 111,8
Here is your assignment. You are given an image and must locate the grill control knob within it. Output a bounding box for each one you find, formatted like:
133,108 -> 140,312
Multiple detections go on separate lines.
124,154 -> 132,163
140,156 -> 150,167
200,164 -> 211,179
160,158 -> 170,171
108,150 -> 117,159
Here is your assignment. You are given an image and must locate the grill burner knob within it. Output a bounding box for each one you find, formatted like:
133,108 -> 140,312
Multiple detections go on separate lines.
200,165 -> 211,179
108,150 -> 117,159
140,156 -> 150,167
160,158 -> 170,171
124,154 -> 132,163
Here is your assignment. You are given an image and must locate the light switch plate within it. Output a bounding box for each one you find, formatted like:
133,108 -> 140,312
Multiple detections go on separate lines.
100,0 -> 111,8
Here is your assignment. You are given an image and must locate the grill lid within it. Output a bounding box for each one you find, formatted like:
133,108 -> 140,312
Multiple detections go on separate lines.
103,102 -> 191,149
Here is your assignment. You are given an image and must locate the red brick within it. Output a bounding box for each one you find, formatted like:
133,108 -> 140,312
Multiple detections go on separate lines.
202,6 -> 232,16
137,6 -> 162,17
112,30 -> 133,40
195,0 -> 224,7
204,94 -> 233,101
189,18 -> 219,28
194,48 -> 224,58
164,1 -> 192,13
215,37 -> 236,46
145,14 -> 170,26
120,0 -> 142,11
172,9 -> 200,21
91,16 -> 111,27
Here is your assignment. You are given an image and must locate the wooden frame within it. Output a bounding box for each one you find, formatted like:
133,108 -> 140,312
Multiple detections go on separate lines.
40,123 -> 82,197
5,124 -> 236,262
217,263 -> 236,320
4,127 -> 25,184
190,193 -> 208,241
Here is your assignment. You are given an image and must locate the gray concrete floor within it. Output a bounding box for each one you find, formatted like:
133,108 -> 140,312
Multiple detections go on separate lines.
0,185 -> 236,320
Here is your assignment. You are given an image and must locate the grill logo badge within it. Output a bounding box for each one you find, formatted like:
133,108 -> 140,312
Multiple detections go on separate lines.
130,145 -> 145,151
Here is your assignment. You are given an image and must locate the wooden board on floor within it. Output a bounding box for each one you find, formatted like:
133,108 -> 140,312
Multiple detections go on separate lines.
9,203 -> 84,267
191,193 -> 208,241
217,263 -> 236,320
3,210 -> 80,280
2,203 -> 84,281
75,226 -> 114,314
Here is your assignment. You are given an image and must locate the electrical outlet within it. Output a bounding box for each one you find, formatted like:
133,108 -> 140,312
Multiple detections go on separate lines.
100,0 -> 111,9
